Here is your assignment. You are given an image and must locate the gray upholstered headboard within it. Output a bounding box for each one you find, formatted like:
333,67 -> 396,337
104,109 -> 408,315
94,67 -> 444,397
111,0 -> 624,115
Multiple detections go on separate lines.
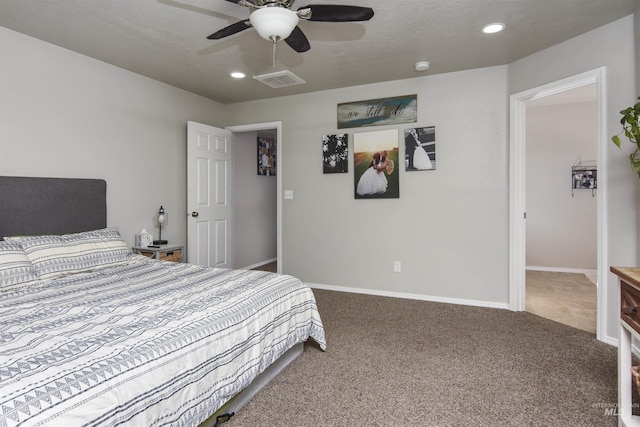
0,176 -> 107,240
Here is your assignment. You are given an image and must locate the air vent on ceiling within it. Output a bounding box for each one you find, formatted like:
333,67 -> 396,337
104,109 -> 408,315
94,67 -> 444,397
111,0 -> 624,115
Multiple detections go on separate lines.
253,70 -> 306,88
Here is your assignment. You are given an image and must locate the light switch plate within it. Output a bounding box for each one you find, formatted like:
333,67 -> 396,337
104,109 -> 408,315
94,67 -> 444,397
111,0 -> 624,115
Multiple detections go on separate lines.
284,190 -> 294,200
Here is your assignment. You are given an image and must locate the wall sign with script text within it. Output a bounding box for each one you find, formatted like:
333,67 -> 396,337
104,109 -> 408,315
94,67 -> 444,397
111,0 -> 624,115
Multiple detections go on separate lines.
337,95 -> 417,129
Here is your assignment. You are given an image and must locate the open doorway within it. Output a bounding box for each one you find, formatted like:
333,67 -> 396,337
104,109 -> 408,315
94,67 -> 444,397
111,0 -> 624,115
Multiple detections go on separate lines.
232,129 -> 278,271
509,68 -> 608,342
523,83 -> 597,333
227,122 -> 283,274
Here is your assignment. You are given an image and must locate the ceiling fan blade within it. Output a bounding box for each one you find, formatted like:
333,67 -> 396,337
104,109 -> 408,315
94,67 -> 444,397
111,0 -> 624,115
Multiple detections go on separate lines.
300,5 -> 374,22
206,20 -> 252,39
285,26 -> 311,52
224,0 -> 257,5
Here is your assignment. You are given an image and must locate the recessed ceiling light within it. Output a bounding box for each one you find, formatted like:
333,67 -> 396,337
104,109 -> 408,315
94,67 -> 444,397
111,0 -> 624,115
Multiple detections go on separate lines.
230,71 -> 246,79
482,23 -> 505,34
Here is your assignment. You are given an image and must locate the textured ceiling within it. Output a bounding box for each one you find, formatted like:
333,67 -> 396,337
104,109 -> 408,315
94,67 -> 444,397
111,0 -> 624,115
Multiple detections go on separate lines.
0,0 -> 637,104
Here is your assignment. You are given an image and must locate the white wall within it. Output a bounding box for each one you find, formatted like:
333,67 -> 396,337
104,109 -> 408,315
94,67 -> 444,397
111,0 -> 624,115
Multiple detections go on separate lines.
509,15 -> 638,342
526,101 -> 598,270
0,27 -> 227,247
227,66 -> 510,307
233,130 -> 277,268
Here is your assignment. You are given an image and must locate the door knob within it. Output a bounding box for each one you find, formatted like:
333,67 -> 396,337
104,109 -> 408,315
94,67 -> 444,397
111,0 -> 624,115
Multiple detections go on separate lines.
191,211 -> 199,217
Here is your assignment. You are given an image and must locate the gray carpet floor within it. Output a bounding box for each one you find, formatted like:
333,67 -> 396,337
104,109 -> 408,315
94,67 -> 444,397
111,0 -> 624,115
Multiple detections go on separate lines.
227,289 -> 618,427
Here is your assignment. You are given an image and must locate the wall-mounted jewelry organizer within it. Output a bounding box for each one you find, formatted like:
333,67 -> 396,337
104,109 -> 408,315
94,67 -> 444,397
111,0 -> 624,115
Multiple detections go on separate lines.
572,157 -> 597,197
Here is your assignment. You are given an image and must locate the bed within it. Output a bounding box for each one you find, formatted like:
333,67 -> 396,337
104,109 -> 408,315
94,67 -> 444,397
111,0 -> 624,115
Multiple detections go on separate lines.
0,176 -> 326,427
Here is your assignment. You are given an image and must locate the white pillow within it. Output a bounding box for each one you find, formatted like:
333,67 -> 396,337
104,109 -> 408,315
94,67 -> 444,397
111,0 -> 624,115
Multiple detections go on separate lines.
6,228 -> 131,280
0,240 -> 39,288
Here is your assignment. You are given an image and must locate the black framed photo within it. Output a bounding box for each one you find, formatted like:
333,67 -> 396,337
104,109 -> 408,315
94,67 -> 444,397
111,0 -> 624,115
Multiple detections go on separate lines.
404,126 -> 436,171
257,136 -> 276,176
323,134 -> 349,174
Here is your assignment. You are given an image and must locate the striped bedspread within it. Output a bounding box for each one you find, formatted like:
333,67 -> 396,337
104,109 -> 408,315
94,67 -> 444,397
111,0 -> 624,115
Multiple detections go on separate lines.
0,256 -> 326,427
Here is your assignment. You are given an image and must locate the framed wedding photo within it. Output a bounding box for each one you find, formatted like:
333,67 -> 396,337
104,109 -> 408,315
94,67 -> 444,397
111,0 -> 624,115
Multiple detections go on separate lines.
353,129 -> 399,199
404,126 -> 436,171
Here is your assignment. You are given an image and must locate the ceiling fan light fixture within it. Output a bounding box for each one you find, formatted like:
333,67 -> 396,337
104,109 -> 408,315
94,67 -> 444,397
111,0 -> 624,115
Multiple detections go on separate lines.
249,7 -> 299,42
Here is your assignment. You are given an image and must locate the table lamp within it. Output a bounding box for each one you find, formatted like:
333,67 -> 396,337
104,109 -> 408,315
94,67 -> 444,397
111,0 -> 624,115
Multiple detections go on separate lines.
153,205 -> 168,245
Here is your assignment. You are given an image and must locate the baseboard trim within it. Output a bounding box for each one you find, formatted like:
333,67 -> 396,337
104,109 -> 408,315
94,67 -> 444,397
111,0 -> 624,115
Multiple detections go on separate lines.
306,283 -> 510,310
526,265 -> 597,276
240,258 -> 277,271
602,334 -> 618,348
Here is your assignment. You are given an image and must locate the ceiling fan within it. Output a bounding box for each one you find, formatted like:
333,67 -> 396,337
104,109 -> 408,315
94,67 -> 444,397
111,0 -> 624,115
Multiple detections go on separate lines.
207,0 -> 374,64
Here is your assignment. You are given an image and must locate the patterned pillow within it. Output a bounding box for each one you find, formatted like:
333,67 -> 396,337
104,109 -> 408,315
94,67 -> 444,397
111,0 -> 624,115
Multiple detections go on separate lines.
7,228 -> 131,280
0,240 -> 39,287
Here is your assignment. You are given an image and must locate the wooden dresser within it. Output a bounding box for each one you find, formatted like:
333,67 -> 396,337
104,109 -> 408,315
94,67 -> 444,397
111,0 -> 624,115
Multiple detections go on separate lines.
612,267 -> 640,426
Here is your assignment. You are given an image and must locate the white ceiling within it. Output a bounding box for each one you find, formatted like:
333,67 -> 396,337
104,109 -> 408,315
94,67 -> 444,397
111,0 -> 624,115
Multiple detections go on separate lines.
0,0 -> 637,104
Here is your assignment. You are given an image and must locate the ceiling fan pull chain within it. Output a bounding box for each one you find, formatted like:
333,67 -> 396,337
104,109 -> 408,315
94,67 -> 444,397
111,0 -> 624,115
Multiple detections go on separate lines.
272,39 -> 277,68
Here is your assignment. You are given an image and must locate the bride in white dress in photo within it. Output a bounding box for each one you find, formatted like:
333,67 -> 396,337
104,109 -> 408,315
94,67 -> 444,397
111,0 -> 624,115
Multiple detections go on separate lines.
406,128 -> 433,170
356,151 -> 389,196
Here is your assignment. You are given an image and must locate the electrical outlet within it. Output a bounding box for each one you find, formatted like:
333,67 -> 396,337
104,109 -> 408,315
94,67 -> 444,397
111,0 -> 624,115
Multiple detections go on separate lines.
394,261 -> 401,273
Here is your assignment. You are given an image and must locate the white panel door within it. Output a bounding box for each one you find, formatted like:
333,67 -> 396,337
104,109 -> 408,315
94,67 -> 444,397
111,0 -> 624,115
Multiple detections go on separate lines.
187,121 -> 233,268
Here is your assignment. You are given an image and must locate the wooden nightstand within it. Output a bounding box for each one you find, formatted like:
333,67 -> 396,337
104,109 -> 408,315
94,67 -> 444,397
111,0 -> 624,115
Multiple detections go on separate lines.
133,244 -> 184,263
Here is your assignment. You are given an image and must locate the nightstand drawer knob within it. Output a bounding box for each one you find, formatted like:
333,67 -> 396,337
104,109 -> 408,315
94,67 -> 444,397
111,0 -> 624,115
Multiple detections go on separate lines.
191,211 -> 199,217
624,307 -> 639,315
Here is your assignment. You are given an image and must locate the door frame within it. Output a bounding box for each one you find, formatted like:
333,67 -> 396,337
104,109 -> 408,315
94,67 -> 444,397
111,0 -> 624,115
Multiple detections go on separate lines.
509,67 -> 608,342
226,121 -> 283,274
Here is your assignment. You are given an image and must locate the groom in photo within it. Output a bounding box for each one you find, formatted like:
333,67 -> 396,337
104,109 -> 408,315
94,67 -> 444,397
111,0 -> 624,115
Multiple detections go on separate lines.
405,131 -> 416,170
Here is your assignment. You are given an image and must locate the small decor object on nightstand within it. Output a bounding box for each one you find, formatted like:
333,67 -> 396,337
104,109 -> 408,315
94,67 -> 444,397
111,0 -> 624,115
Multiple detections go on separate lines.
135,229 -> 153,247
153,205 -> 168,245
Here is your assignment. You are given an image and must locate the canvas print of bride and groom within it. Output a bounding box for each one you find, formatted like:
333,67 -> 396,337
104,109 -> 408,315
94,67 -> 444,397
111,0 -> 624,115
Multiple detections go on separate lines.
354,129 -> 400,199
